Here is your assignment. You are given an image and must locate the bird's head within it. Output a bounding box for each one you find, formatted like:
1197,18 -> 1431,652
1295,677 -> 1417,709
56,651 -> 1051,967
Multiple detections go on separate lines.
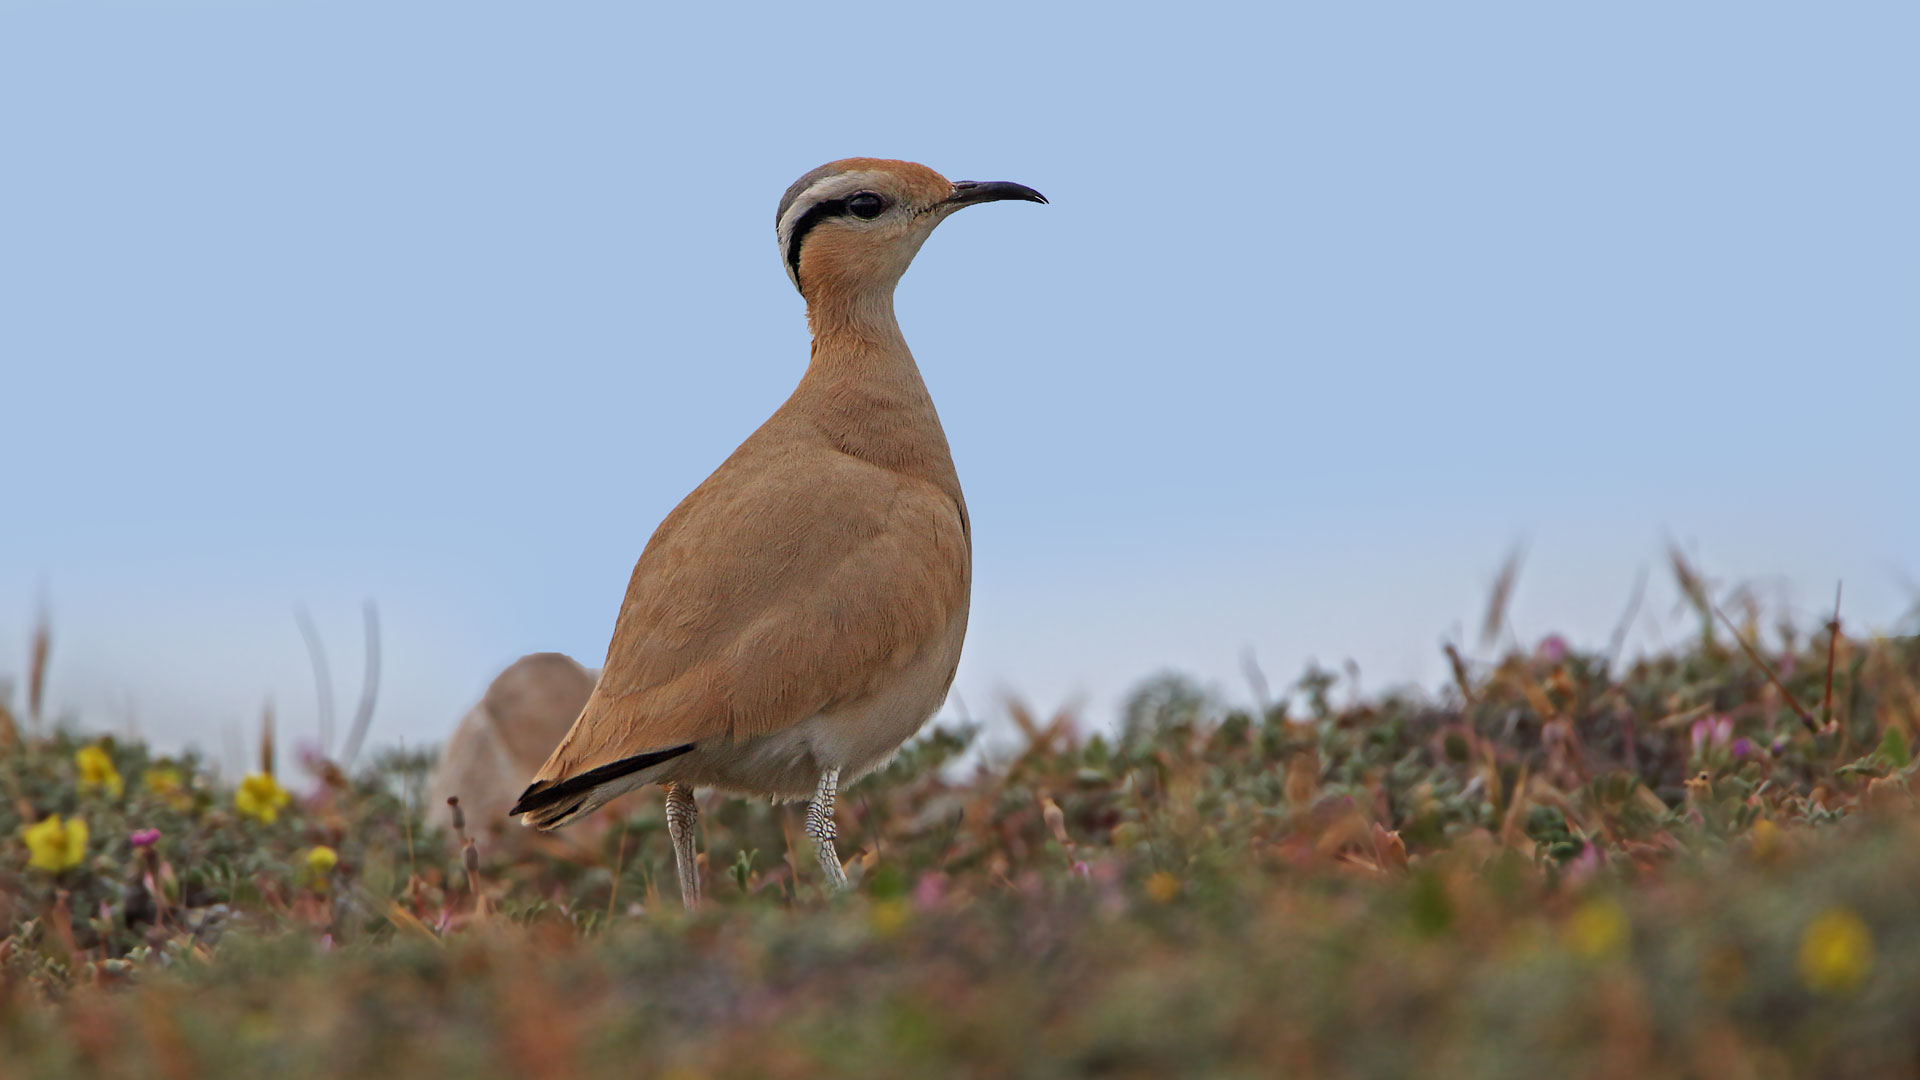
774,158 -> 1046,309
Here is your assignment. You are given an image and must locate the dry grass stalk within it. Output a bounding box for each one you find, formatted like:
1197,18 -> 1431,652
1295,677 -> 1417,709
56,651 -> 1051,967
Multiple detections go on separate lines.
1822,582 -> 1842,725
1605,564 -> 1650,669
258,700 -> 275,777
1006,695 -> 1078,756
0,692 -> 17,750
295,602 -> 381,767
1498,764 -> 1532,849
293,606 -> 335,758
27,610 -> 50,728
339,601 -> 382,766
48,889 -> 78,959
1667,543 -> 1714,628
446,796 -> 491,920
1479,543 -> 1526,650
1442,642 -> 1476,706
381,900 -> 441,944
1285,745 -> 1320,810
1712,607 -> 1819,733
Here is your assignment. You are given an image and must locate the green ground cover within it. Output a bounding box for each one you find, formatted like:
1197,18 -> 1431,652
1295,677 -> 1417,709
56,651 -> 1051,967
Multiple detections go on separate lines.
3,588 -> 1918,1078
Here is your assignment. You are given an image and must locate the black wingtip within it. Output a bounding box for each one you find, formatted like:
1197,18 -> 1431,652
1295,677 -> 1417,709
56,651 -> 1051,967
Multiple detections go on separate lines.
509,743 -> 696,821
507,785 -> 552,820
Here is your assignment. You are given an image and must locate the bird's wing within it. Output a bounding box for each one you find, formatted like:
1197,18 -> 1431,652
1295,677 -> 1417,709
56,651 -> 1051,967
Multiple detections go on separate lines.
529,439 -> 970,784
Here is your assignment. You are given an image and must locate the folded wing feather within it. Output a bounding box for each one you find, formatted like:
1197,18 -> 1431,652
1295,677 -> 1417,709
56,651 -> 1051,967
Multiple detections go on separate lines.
527,438 -> 969,790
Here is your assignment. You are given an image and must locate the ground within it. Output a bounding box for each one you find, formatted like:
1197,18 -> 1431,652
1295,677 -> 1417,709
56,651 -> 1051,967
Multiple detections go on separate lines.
3,588 -> 1919,1079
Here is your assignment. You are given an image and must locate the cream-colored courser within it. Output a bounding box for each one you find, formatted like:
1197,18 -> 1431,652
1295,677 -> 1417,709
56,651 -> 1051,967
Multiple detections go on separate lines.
510,158 -> 1045,906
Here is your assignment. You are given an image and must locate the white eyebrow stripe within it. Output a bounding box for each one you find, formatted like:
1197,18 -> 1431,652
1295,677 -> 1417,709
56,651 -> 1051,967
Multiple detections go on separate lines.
775,170 -> 888,286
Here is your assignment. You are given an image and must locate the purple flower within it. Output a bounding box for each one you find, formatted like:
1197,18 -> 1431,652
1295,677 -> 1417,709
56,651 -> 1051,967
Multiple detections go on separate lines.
129,828 -> 161,849
1536,635 -> 1569,664
1731,738 -> 1753,759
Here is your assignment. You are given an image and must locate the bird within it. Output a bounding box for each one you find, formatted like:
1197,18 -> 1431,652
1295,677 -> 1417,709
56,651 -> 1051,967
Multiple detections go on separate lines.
426,652 -> 604,846
509,158 -> 1046,907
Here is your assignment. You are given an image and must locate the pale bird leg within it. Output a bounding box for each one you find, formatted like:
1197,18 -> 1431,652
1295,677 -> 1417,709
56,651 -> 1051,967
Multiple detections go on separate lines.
664,782 -> 701,910
804,767 -> 849,891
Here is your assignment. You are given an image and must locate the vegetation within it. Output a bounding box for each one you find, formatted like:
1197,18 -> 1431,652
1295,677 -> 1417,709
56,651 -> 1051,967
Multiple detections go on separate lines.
3,565 -> 1920,1078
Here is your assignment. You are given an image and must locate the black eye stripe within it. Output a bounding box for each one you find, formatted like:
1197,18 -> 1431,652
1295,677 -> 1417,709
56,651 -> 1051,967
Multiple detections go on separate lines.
783,191 -> 891,285
784,197 -> 848,281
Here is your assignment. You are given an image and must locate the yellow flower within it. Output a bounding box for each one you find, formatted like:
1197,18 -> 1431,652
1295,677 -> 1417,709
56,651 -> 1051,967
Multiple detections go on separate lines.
23,815 -> 89,873
143,766 -> 194,811
306,845 -> 339,874
75,745 -> 124,800
1799,908 -> 1872,994
304,845 -> 339,891
234,772 -> 292,824
1143,871 -> 1181,904
1563,898 -> 1630,960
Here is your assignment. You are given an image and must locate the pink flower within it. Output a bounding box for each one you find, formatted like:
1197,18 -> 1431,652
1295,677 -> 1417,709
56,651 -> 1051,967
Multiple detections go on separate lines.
1563,841 -> 1605,888
1691,715 -> 1733,759
911,872 -> 949,911
1536,635 -> 1569,664
129,828 -> 161,849
297,740 -> 327,773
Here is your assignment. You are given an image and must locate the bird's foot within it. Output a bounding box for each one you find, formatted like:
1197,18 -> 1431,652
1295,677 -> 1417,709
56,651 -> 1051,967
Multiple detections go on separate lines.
805,767 -> 850,892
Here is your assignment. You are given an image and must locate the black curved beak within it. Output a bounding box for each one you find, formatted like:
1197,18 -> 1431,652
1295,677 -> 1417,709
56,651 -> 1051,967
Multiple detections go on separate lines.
943,180 -> 1049,209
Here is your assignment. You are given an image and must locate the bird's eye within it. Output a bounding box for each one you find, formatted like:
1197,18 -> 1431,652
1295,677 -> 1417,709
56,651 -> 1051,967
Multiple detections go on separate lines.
847,192 -> 886,220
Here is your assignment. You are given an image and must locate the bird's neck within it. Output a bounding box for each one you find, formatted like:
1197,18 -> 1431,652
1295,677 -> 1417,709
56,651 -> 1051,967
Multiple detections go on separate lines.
796,289 -> 960,491
803,284 -> 907,351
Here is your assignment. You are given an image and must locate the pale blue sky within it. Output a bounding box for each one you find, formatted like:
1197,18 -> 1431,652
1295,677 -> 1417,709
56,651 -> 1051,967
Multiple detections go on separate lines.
3,2 -> 1915,763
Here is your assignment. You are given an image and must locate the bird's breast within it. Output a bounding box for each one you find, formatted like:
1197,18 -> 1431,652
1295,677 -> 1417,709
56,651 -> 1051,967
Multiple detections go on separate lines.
671,602 -> 969,799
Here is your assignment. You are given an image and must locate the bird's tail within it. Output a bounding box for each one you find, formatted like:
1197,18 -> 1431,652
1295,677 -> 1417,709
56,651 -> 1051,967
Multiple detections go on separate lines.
509,743 -> 695,830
